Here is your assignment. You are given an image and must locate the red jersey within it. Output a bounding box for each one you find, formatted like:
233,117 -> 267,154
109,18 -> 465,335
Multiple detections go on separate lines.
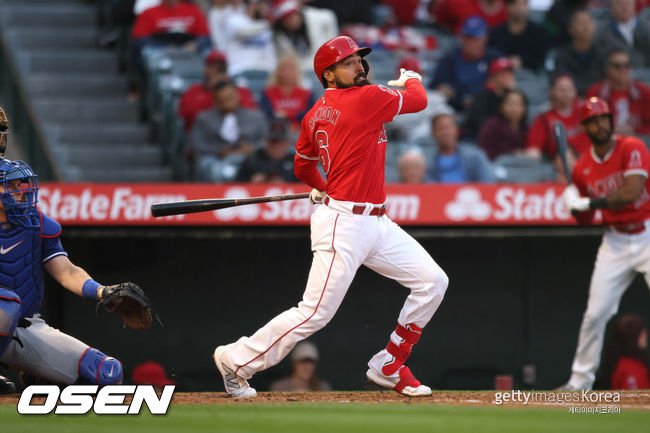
432,0 -> 506,34
132,2 -> 209,39
611,357 -> 649,390
572,135 -> 650,226
586,80 -> 650,135
294,79 -> 427,204
525,101 -> 591,158
262,86 -> 314,131
178,83 -> 258,131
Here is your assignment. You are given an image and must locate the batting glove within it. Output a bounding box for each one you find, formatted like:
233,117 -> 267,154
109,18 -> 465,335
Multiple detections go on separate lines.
562,184 -> 590,212
309,188 -> 325,204
387,68 -> 422,87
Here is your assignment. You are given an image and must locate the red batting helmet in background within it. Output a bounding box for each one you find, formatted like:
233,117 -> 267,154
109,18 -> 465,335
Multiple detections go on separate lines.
313,36 -> 371,86
579,97 -> 612,123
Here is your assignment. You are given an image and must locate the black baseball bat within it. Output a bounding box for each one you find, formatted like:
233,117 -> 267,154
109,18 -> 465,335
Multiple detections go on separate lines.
151,192 -> 311,217
552,121 -> 572,182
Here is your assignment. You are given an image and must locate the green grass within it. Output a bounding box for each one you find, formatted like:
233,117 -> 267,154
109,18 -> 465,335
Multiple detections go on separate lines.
0,403 -> 645,433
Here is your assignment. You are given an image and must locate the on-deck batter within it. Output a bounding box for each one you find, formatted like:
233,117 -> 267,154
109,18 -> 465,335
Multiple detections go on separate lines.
214,36 -> 449,398
560,97 -> 650,390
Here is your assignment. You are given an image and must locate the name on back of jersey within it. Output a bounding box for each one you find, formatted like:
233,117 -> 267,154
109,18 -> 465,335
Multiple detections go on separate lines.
308,106 -> 340,131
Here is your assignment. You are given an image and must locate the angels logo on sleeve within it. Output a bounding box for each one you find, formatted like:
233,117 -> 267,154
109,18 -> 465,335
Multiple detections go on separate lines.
629,150 -> 642,168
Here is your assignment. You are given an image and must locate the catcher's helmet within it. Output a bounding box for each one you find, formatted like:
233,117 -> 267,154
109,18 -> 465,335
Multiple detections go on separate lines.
0,159 -> 39,229
0,107 -> 8,158
579,97 -> 612,123
313,36 -> 371,88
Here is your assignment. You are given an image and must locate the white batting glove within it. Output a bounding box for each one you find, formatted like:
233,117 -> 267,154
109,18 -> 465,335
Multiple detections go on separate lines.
387,68 -> 422,87
562,184 -> 590,212
309,188 -> 325,204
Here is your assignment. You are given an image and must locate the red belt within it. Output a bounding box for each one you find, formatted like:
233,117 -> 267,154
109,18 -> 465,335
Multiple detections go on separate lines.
607,222 -> 646,234
324,197 -> 387,216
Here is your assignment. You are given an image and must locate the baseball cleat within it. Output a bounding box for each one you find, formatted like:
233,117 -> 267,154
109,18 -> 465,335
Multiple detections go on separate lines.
366,366 -> 432,397
214,346 -> 257,398
554,382 -> 589,391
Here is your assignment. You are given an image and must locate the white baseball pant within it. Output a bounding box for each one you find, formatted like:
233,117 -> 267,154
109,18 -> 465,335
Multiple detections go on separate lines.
568,221 -> 650,389
0,316 -> 88,384
227,198 -> 449,379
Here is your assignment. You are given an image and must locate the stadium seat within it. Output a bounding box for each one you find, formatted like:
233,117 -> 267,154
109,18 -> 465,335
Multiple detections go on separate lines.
232,70 -> 270,100
493,154 -> 556,183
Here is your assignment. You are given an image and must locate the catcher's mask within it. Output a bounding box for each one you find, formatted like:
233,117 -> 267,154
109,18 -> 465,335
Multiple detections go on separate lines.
0,107 -> 8,158
0,159 -> 39,229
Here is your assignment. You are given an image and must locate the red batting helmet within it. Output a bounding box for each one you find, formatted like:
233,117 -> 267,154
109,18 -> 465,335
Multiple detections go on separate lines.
313,36 -> 371,87
579,97 -> 611,123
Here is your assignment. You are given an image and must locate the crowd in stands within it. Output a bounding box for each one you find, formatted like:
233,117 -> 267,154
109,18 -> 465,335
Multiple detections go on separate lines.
96,0 -> 650,184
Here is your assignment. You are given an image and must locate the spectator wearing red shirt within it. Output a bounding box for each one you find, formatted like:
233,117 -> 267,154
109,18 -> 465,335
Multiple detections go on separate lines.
178,50 -> 258,132
131,0 -> 211,51
130,0 -> 212,96
259,55 -> 316,133
431,0 -> 506,34
382,0 -> 419,26
526,74 -> 591,160
477,88 -> 528,160
598,314 -> 649,390
586,50 -> 650,136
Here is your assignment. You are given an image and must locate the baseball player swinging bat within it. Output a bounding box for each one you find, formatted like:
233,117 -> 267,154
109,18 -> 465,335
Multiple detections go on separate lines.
151,192 -> 310,217
552,121 -> 572,182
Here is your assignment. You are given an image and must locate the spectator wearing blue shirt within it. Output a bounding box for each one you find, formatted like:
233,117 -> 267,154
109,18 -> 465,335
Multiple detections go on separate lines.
427,114 -> 495,183
429,16 -> 502,112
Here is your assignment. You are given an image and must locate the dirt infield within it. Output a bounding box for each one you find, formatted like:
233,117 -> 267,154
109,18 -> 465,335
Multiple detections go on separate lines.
2,390 -> 650,409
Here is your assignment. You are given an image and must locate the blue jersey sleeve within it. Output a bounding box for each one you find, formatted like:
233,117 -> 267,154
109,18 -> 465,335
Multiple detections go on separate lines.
40,213 -> 67,263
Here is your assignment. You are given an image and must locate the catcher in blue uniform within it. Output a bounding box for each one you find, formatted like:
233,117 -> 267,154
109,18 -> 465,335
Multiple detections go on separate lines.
0,153 -> 153,393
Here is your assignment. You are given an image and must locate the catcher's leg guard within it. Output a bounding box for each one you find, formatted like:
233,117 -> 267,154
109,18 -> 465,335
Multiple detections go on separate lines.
0,287 -> 21,358
78,348 -> 123,385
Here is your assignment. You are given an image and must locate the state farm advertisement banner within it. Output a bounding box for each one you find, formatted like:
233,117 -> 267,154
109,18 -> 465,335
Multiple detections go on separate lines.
37,183 -> 578,226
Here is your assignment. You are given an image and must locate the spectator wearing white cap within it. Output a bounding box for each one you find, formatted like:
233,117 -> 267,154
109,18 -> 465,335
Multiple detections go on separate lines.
269,341 -> 332,392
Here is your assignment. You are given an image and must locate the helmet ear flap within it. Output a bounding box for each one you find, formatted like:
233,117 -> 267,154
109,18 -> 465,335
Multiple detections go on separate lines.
361,58 -> 370,77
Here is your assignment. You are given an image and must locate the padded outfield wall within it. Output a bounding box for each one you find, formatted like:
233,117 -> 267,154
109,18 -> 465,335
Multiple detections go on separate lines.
40,225 -> 650,392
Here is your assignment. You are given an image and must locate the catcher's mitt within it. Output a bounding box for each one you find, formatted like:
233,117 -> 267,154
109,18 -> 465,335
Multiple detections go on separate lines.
98,282 -> 153,330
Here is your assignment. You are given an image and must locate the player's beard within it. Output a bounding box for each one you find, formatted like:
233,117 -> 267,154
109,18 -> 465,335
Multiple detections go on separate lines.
335,73 -> 370,89
586,126 -> 613,146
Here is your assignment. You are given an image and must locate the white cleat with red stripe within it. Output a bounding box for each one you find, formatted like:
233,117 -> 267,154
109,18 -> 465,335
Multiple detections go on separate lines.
214,346 -> 257,398
366,365 -> 432,397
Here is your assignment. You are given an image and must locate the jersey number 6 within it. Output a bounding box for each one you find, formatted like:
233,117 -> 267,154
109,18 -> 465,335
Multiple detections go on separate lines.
316,130 -> 331,174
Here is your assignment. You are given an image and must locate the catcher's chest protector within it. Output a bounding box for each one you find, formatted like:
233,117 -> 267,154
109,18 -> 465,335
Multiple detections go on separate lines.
0,225 -> 42,317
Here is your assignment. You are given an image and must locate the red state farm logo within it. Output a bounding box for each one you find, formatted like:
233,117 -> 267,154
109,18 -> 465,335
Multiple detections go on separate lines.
444,187 -> 491,221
